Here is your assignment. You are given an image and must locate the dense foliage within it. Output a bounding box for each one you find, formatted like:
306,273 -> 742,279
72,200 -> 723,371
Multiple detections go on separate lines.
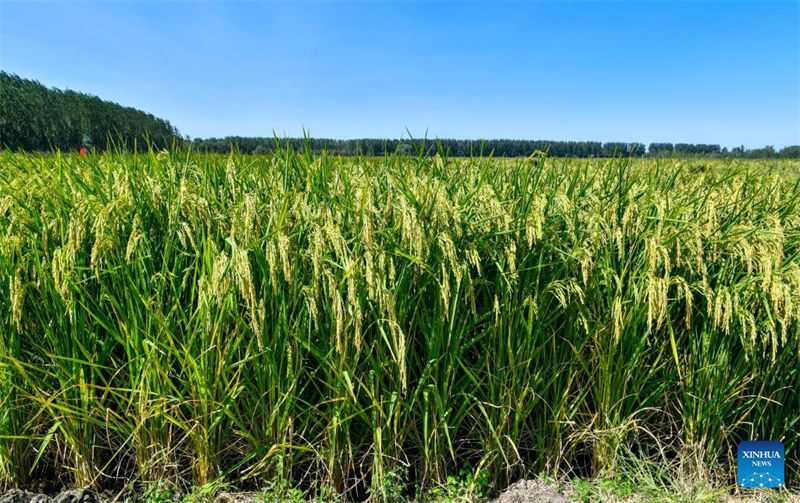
3,71 -> 797,161
192,137 -> 648,158
1,150 -> 798,499
0,72 -> 181,151
193,136 -> 800,159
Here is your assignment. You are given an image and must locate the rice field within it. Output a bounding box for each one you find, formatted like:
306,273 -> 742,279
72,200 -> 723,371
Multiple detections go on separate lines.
1,149 -> 799,500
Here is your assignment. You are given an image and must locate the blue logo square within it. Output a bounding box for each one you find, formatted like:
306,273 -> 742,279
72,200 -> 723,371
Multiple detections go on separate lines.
738,440 -> 784,488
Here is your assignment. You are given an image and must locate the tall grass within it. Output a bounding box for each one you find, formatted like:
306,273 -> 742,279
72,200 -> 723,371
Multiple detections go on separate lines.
1,149 -> 798,498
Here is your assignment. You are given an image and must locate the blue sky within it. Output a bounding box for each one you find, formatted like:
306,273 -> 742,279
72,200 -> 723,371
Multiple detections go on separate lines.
1,1 -> 798,148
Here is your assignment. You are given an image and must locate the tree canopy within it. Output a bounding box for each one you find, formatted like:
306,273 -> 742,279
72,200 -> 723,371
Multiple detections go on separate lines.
2,71 -> 797,159
193,136 -> 800,159
0,71 -> 181,151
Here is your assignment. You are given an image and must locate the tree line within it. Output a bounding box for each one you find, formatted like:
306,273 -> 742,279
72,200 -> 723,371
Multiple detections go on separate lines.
2,71 -> 797,158
194,136 -> 800,159
0,72 -> 181,151
193,137 -> 649,157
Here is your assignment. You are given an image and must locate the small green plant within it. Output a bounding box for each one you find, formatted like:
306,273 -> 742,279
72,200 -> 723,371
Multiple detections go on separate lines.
423,466 -> 488,503
571,478 -> 593,503
307,480 -> 339,503
182,481 -> 228,503
571,476 -> 635,503
370,465 -> 408,503
142,482 -> 179,503
258,484 -> 305,503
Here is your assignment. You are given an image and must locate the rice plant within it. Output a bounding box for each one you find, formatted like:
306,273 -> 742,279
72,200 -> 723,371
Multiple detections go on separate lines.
0,148 -> 798,499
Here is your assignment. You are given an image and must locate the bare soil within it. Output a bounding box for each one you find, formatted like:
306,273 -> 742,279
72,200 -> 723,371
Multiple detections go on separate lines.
490,479 -> 575,503
2,483 -> 798,503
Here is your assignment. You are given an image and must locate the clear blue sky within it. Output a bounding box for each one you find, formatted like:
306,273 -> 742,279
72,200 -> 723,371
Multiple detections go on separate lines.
2,1 -> 798,148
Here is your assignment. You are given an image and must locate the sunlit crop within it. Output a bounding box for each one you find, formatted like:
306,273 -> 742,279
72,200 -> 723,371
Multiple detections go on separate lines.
1,149 -> 798,499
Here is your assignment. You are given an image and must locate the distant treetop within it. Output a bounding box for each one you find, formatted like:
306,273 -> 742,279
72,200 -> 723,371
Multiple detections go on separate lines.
192,136 -> 800,159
